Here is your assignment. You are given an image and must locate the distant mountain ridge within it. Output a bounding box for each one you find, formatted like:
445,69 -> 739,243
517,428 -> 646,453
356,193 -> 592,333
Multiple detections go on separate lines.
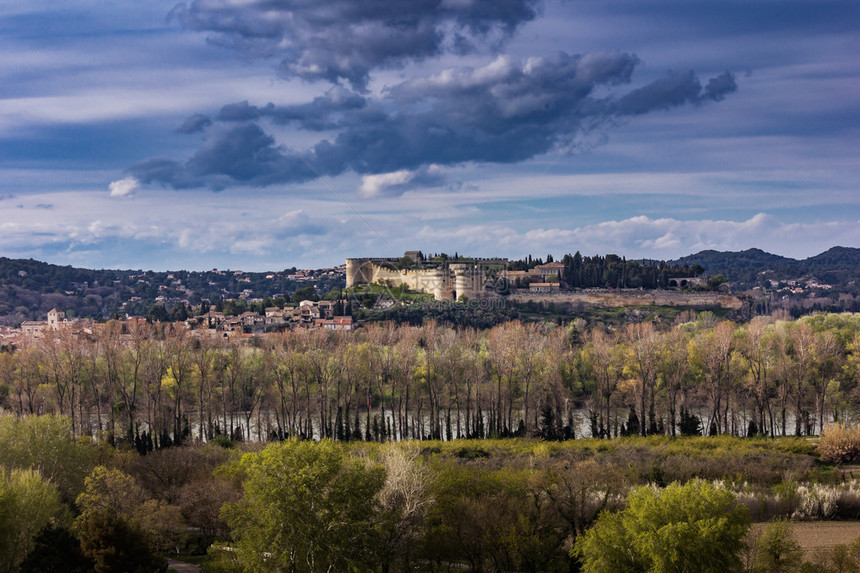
669,246 -> 860,288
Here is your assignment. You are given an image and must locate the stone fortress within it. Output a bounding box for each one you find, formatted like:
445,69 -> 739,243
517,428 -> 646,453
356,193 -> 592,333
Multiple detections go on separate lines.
346,251 -> 508,301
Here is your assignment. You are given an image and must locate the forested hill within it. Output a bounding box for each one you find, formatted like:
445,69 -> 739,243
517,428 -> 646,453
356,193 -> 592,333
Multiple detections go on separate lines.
0,257 -> 344,326
669,247 -> 860,289
2,247 -> 859,325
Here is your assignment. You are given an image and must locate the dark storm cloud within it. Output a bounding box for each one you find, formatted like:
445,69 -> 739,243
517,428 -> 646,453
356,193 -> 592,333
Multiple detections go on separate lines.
216,101 -> 260,122
131,123 -> 317,190
703,72 -> 738,102
614,70 -> 736,115
217,88 -> 367,131
130,52 -> 737,191
177,113 -> 212,133
171,0 -> 542,90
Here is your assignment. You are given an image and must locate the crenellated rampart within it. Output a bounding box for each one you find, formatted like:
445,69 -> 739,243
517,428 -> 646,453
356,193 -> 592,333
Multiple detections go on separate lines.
346,255 -> 496,301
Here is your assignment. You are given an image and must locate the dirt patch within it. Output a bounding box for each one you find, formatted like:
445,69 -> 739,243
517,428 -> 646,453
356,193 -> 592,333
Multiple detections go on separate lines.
751,521 -> 860,552
834,465 -> 860,479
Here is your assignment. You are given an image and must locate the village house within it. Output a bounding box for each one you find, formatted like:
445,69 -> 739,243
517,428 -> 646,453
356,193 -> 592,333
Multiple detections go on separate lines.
529,282 -> 560,294
533,262 -> 565,280
314,316 -> 353,331
20,321 -> 46,337
18,308 -> 87,339
238,311 -> 265,328
298,300 -> 321,325
264,307 -> 286,326
200,310 -> 227,329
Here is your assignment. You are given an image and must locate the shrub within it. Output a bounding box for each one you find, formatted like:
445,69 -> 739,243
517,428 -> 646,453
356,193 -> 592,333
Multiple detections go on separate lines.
807,536 -> 860,572
819,423 -> 860,464
748,520 -> 803,573
793,483 -> 839,520
573,480 -> 750,572
772,481 -> 802,518
835,484 -> 860,520
19,525 -> 92,573
455,446 -> 490,460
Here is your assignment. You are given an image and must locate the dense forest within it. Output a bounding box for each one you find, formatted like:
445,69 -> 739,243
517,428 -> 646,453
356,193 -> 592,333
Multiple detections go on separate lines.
505,252 -> 707,289
3,312 -> 860,447
4,313 -> 860,570
559,252 -> 707,289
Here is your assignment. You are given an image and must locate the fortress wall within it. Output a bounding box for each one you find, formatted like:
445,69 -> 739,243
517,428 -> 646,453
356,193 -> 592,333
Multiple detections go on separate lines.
369,265 -> 451,301
348,259 -> 495,301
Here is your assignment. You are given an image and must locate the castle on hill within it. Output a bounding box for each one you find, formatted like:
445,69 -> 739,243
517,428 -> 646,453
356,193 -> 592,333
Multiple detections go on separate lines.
346,252 -> 508,301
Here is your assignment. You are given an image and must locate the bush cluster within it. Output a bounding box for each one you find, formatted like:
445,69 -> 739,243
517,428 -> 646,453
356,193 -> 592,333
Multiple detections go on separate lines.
819,423 -> 860,464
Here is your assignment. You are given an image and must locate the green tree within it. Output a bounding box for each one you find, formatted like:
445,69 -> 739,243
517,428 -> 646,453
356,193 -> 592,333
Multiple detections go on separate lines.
223,439 -> 386,572
76,465 -> 146,518
77,511 -> 167,573
573,479 -> 750,572
76,465 -> 185,555
0,414 -> 96,502
19,525 -> 93,573
0,467 -> 66,571
292,285 -> 318,303
749,520 -> 803,573
422,462 -> 568,571
168,303 -> 189,322
146,303 -> 169,323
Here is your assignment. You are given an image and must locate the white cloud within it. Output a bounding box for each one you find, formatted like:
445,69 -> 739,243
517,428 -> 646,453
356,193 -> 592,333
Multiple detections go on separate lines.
2,186 -> 859,272
412,213 -> 860,262
108,176 -> 140,197
359,170 -> 418,198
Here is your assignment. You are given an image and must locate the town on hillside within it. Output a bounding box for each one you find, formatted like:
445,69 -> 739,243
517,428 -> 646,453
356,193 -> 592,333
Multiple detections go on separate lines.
1,247 -> 859,346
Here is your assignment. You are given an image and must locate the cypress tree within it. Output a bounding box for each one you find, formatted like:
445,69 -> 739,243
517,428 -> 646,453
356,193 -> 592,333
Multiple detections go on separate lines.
446,410 -> 452,442
335,406 -> 344,441
625,406 -> 640,437
353,410 -> 362,441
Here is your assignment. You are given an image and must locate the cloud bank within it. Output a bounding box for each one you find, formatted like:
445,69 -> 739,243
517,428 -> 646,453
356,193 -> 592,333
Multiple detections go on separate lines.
2,189 -> 856,269
129,53 -> 736,192
172,0 -> 543,90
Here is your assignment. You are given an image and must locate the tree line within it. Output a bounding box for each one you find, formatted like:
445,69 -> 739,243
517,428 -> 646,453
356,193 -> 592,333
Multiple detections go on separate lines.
508,252 -> 708,289
2,312 -> 860,448
560,252 -> 709,289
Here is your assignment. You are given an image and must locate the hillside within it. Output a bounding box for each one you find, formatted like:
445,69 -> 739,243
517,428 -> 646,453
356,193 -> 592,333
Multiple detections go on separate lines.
670,247 -> 860,289
1,247 -> 859,325
0,257 -> 345,326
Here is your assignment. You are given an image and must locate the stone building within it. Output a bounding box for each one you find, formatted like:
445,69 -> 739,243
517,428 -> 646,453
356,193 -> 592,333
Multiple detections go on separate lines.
346,252 -> 507,301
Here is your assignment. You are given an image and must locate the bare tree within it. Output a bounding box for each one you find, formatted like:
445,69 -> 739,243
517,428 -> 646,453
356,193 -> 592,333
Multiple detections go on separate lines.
658,327 -> 691,437
624,322 -> 660,436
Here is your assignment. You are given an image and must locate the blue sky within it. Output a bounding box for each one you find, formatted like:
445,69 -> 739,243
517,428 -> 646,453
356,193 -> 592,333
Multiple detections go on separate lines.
1,0 -> 858,271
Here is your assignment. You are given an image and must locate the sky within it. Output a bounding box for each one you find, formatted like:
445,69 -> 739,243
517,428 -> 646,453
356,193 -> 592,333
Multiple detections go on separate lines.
1,0 -> 859,271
